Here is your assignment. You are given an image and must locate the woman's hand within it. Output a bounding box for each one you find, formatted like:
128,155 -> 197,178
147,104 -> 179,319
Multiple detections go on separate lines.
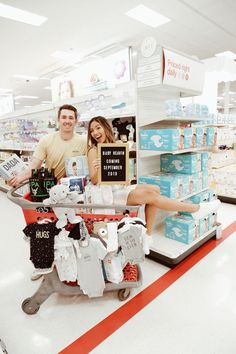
92,158 -> 101,170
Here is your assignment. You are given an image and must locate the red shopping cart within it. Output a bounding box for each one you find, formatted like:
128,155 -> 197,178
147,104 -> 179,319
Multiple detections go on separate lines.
7,183 -> 143,315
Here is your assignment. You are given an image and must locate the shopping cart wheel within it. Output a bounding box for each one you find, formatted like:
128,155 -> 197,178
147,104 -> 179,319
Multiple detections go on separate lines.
22,298 -> 40,315
118,288 -> 130,301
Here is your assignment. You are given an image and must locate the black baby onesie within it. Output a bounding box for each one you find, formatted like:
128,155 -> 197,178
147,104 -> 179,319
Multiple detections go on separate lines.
23,222 -> 60,270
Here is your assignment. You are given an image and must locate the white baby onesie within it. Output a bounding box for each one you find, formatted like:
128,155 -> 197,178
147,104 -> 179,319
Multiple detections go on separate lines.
54,229 -> 77,282
76,238 -> 107,297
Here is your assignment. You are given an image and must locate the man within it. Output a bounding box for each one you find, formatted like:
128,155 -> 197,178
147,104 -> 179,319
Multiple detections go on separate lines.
9,104 -> 87,281
9,104 -> 86,187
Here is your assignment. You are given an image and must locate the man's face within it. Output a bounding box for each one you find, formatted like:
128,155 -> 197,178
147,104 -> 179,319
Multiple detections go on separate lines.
58,109 -> 77,133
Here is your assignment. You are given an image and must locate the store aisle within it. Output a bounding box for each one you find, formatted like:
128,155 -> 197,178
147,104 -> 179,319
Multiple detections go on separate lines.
0,191 -> 235,354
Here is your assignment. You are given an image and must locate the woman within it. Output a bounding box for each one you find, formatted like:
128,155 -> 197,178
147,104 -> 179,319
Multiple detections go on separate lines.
87,116 -> 220,236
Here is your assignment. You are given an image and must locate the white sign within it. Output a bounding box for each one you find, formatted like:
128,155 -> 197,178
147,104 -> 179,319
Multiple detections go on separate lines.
163,48 -> 205,93
51,48 -> 131,102
141,37 -> 157,58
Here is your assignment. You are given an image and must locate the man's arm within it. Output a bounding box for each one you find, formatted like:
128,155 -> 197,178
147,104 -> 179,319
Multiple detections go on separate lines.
8,157 -> 43,187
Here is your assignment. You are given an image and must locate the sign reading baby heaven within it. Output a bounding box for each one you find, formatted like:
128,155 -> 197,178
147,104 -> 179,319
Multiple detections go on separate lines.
98,143 -> 129,184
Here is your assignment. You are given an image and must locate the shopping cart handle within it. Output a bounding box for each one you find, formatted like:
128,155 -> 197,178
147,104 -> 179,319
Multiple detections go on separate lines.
7,182 -> 140,211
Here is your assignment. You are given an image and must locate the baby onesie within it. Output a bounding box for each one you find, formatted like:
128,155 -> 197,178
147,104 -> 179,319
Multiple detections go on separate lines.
23,222 -> 60,274
76,238 -> 107,297
54,229 -> 77,282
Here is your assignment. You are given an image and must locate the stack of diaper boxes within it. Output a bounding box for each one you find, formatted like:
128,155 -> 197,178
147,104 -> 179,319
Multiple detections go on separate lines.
139,126 -> 215,152
139,128 -> 218,244
139,152 -> 210,201
165,189 -> 217,244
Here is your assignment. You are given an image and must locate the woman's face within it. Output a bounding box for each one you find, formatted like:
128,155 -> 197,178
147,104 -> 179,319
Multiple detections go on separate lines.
90,121 -> 106,144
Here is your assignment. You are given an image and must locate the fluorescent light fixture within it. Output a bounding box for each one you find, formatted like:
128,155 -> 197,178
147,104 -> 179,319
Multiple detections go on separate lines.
41,100 -> 52,104
44,86 -> 51,90
51,51 -> 81,63
215,51 -> 236,60
24,105 -> 32,108
15,95 -> 39,100
13,74 -> 39,80
0,3 -> 47,26
125,4 -> 170,28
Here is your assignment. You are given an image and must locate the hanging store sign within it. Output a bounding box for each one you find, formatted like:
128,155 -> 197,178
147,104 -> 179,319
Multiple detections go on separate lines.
162,48 -> 205,93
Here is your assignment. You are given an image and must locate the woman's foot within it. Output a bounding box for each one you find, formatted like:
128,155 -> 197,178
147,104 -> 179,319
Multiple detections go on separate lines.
191,199 -> 221,220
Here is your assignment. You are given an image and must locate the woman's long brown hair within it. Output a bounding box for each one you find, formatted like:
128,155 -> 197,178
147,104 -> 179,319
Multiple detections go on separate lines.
87,116 -> 115,151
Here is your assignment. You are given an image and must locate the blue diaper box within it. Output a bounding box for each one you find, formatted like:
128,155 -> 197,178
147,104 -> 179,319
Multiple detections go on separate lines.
206,127 -> 215,146
139,128 -> 180,151
196,127 -> 204,147
201,152 -> 209,171
160,153 -> 201,174
165,214 -> 198,244
202,171 -> 209,189
138,175 -> 179,199
189,189 -> 210,204
184,128 -> 193,149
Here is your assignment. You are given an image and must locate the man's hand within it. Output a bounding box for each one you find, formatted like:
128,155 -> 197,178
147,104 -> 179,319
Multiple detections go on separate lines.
8,175 -> 22,188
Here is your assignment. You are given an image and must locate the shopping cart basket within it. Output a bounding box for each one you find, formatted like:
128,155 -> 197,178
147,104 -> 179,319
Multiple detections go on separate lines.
7,183 -> 143,315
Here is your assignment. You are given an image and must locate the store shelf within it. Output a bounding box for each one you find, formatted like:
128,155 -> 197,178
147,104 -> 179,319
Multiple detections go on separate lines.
139,146 -> 209,158
178,188 -> 208,202
0,147 -> 34,152
147,225 -> 218,267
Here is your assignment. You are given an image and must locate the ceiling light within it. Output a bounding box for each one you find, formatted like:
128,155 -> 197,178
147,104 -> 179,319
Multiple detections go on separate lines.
41,100 -> 52,104
24,105 -> 32,108
13,74 -> 39,80
15,95 -> 39,100
0,3 -> 47,26
125,4 -> 170,28
215,51 -> 236,60
44,86 -> 51,90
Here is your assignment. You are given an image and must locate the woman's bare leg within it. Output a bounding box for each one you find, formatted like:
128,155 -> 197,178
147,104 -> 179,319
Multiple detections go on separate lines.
127,186 -> 199,212
127,186 -> 199,234
144,203 -> 159,234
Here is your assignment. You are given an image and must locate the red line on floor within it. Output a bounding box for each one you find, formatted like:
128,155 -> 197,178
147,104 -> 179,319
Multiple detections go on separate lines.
60,221 -> 236,354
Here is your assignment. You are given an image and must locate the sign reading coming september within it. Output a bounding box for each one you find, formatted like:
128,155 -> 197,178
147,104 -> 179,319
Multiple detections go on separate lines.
97,143 -> 129,184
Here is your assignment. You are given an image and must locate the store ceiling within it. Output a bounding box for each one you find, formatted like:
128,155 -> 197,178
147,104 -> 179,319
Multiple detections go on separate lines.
1,0 -> 236,111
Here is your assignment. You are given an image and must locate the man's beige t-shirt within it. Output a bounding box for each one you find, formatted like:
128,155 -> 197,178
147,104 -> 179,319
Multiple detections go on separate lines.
33,132 -> 87,179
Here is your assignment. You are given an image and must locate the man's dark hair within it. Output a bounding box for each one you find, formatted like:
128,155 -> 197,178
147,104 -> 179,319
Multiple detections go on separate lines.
58,104 -> 77,120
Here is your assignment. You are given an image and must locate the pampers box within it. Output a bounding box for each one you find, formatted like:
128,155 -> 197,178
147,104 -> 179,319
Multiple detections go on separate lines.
184,128 -> 193,149
196,127 -> 204,147
160,153 -> 201,174
139,128 -> 180,151
206,127 -> 215,146
165,214 -> 198,244
201,152 -> 209,171
138,175 -> 179,199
